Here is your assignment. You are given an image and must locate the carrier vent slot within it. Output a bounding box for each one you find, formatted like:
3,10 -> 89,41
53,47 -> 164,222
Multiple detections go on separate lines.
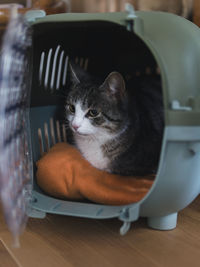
130,66 -> 160,78
56,50 -> 65,90
62,124 -> 67,143
50,118 -> 56,146
56,120 -> 61,143
38,118 -> 66,156
44,48 -> 53,88
156,67 -> 161,74
44,122 -> 50,152
135,71 -> 141,77
39,51 -> 45,83
145,67 -> 151,75
74,56 -> 89,71
62,56 -> 69,87
38,128 -> 44,156
39,45 -> 69,91
50,45 -> 61,89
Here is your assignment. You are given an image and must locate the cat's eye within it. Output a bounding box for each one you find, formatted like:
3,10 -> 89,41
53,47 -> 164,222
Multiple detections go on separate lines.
87,109 -> 100,118
67,104 -> 75,113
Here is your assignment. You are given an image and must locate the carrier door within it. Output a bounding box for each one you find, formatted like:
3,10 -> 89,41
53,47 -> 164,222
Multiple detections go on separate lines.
0,14 -> 33,244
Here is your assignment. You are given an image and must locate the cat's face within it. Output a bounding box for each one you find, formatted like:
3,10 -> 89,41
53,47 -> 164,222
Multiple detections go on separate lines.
66,67 -> 128,137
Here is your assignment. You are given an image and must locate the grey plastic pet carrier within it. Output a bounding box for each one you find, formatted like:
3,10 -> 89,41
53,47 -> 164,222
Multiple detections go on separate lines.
1,5 -> 200,239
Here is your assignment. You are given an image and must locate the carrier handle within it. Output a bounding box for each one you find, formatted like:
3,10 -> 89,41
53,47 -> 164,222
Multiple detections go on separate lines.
125,3 -> 137,19
125,3 -> 144,36
125,3 -> 137,32
25,9 -> 46,22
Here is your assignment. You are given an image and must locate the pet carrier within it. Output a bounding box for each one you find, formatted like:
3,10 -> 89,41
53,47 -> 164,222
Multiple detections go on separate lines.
1,5 -> 200,239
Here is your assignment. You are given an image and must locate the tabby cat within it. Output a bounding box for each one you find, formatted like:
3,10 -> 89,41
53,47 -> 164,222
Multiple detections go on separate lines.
65,65 -> 164,176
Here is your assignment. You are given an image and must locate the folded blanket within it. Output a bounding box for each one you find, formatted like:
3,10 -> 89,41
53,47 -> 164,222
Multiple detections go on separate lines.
36,142 -> 154,205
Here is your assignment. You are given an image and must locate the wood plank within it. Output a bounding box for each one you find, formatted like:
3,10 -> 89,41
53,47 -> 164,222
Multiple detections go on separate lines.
0,230 -> 73,267
0,205 -> 9,233
26,216 -> 156,267
193,0 -> 200,26
71,0 -> 137,13
0,240 -> 19,267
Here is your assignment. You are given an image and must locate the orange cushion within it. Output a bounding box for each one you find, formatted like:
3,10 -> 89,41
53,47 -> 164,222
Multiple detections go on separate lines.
36,142 -> 154,205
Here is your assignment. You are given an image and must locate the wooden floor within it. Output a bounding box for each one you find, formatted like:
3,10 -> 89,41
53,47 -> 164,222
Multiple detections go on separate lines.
1,196 -> 200,267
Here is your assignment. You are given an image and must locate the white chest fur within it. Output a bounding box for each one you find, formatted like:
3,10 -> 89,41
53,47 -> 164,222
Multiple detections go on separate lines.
75,135 -> 111,171
69,102 -> 115,170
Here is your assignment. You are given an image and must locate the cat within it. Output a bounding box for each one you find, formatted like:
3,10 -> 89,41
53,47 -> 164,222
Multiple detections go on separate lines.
65,64 -> 164,176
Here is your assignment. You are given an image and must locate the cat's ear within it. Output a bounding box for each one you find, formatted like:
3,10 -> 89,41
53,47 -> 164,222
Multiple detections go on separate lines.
69,63 -> 80,85
100,72 -> 126,99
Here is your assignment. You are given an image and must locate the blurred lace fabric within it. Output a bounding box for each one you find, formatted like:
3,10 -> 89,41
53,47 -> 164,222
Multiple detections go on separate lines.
0,12 -> 33,245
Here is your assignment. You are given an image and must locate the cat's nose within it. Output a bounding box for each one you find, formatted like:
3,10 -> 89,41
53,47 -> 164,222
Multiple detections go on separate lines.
72,124 -> 80,131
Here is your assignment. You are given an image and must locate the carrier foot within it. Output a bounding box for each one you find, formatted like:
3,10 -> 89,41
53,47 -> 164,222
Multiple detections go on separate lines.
147,212 -> 178,230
